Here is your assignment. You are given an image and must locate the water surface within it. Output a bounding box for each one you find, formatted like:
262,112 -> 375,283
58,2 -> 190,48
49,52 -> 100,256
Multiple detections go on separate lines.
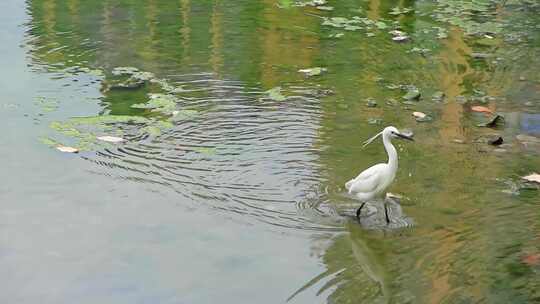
1,0 -> 539,303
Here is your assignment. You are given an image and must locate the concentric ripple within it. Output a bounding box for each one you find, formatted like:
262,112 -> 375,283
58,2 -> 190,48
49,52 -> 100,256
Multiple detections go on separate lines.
83,74 -> 343,231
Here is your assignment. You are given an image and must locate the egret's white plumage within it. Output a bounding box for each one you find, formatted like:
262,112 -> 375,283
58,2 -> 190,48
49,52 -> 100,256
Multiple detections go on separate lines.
346,126 -> 413,223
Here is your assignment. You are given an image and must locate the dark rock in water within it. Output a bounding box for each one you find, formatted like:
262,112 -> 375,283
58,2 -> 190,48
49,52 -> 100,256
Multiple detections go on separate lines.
477,114 -> 504,128
488,136 -> 503,146
366,98 -> 378,107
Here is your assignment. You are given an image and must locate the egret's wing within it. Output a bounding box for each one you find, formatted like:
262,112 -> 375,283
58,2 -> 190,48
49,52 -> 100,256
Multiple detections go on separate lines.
345,164 -> 383,193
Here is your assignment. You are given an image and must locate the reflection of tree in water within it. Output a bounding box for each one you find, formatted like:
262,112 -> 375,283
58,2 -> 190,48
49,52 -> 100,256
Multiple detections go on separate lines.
25,0 -> 540,302
311,0 -> 540,302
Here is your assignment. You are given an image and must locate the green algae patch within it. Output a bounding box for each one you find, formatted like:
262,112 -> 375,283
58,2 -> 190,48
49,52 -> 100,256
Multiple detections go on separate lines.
39,136 -> 61,147
47,115 -> 151,151
142,120 -> 175,137
171,109 -> 199,121
193,147 -> 217,155
434,0 -> 503,36
68,115 -> 150,125
131,94 -> 178,114
43,67 -> 202,152
34,97 -> 59,113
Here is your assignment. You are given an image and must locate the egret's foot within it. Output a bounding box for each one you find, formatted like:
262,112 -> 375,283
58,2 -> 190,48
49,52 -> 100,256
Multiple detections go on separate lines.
384,203 -> 390,225
355,203 -> 366,220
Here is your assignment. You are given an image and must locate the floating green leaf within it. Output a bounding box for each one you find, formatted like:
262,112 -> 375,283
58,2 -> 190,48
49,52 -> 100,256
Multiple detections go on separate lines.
375,21 -> 387,30
131,93 -> 177,114
193,147 -> 217,155
265,87 -> 287,101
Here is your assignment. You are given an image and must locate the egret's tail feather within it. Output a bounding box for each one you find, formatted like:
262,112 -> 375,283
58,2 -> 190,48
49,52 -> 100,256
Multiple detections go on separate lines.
345,180 -> 354,190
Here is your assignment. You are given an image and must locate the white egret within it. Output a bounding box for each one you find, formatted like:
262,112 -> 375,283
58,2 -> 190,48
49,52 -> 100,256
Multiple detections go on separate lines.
345,126 -> 413,224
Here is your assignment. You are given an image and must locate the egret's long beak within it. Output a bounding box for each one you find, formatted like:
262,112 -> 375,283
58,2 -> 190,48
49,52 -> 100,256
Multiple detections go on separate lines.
396,133 -> 414,141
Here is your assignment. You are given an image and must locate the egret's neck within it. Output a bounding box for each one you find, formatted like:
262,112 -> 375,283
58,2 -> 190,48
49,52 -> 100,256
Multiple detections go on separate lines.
383,134 -> 398,170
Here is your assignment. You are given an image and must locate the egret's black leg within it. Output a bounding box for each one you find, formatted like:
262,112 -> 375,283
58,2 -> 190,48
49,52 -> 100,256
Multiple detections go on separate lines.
384,203 -> 390,224
356,203 -> 366,220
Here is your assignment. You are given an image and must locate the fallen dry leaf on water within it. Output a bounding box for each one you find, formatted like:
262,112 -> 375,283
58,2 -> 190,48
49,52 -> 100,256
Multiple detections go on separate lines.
392,35 -> 409,42
56,146 -> 79,153
522,253 -> 540,266
97,136 -> 125,143
412,111 -> 426,119
298,67 -> 327,77
471,106 -> 493,114
389,30 -> 405,36
522,173 -> 540,184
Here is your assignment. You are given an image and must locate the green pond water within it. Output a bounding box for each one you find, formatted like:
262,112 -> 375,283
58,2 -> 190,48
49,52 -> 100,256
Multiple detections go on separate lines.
1,0 -> 540,303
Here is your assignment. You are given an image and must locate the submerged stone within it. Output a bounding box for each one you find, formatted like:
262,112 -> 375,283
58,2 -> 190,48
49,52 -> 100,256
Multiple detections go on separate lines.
365,98 -> 378,107
402,87 -> 421,100
488,136 -> 504,146
112,66 -> 139,76
477,114 -> 505,128
108,77 -> 146,90
432,91 -> 445,102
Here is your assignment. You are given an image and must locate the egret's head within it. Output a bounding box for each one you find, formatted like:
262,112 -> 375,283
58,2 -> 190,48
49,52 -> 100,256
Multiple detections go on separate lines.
384,126 -> 414,141
363,126 -> 414,148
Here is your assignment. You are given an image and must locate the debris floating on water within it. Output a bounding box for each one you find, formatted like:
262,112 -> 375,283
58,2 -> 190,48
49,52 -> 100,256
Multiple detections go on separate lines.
412,111 -> 426,119
392,36 -> 409,42
264,87 -> 287,101
298,67 -> 327,77
522,173 -> 540,184
97,136 -> 125,143
471,106 -> 493,114
56,146 -> 79,153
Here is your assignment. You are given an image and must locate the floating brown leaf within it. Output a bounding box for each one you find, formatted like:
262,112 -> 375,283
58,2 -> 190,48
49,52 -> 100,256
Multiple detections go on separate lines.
471,106 -> 493,114
522,253 -> 540,266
